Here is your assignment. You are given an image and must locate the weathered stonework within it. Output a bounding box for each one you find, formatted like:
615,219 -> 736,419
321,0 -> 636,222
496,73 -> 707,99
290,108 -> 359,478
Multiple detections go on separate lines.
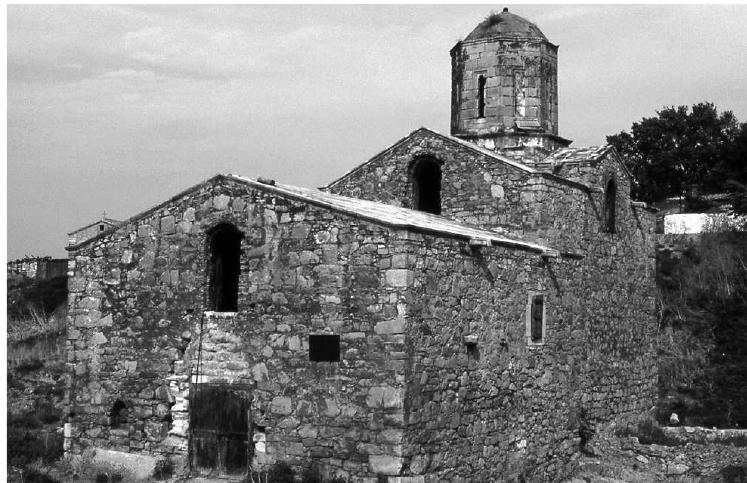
65,9 -> 658,483
450,8 -> 571,157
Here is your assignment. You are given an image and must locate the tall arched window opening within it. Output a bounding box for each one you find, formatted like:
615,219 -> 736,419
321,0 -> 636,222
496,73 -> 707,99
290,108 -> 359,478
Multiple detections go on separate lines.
477,75 -> 487,119
208,223 -> 243,312
603,179 -> 616,233
412,157 -> 442,215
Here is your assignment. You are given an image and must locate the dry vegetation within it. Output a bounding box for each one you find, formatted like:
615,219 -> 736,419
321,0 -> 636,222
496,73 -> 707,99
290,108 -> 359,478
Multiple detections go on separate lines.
657,230 -> 747,427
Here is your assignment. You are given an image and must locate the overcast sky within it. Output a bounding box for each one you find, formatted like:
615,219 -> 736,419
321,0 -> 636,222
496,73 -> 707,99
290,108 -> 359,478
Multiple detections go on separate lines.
7,4 -> 747,259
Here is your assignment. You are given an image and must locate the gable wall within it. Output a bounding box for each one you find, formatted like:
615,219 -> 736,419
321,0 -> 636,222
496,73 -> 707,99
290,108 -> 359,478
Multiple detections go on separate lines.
326,132 -> 655,256
326,131 -> 535,232
66,179 -> 417,480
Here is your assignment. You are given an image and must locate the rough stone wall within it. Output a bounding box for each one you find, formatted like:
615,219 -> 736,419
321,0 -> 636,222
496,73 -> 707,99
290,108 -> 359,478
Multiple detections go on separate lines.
326,129 -> 539,233
66,177 -> 415,480
399,224 -> 657,482
325,130 -> 655,256
66,168 -> 657,481
450,38 -> 558,138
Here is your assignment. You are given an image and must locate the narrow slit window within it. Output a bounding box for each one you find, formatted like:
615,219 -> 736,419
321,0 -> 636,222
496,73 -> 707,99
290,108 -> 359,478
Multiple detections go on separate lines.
477,75 -> 487,118
208,223 -> 243,312
309,335 -> 340,362
528,294 -> 544,344
603,179 -> 616,233
411,157 -> 442,215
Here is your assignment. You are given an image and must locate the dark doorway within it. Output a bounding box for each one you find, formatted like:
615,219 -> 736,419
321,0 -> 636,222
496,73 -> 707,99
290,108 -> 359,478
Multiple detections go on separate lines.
190,384 -> 252,474
412,157 -> 442,215
208,223 -> 243,311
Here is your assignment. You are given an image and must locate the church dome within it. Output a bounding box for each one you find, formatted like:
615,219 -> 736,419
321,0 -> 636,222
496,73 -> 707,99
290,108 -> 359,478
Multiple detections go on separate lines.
464,8 -> 547,42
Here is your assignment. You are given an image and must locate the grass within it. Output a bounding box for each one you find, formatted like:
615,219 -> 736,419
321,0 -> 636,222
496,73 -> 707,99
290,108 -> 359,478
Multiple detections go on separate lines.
7,307 -> 66,345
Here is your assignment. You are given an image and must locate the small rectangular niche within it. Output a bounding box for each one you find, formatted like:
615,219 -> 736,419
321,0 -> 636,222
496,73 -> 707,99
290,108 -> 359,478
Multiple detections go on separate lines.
309,334 -> 340,362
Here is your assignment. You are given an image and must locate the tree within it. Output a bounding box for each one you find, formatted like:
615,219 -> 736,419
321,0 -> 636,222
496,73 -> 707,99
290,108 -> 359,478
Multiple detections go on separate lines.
607,102 -> 746,211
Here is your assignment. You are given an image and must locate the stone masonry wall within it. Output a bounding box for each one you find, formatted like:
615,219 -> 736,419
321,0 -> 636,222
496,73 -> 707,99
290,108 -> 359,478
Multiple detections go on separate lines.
325,129 -> 656,257
326,129 -> 539,234
450,38 -> 558,137
67,169 -> 657,481
66,177 -> 419,481
396,228 -> 657,482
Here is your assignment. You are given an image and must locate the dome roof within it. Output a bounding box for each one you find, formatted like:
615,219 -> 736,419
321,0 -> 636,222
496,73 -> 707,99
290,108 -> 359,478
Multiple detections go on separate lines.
464,8 -> 547,42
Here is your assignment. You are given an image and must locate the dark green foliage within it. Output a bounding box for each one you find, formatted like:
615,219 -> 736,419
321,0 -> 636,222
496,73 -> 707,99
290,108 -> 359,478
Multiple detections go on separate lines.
301,463 -> 323,483
267,461 -> 295,483
635,419 -> 682,447
657,232 -> 747,427
9,411 -> 43,429
153,458 -> 174,480
7,275 -> 68,320
7,430 -> 64,467
16,358 -> 44,373
36,403 -> 61,425
607,103 -> 747,209
721,464 -> 747,483
22,468 -> 60,483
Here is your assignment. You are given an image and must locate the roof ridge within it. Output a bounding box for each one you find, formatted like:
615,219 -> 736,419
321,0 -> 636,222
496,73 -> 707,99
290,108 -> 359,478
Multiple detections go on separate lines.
228,175 -> 554,254
68,173 -> 556,256
419,127 -> 539,174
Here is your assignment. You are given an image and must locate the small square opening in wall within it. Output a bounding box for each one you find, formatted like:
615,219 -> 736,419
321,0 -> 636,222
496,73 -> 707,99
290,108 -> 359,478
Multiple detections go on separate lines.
309,335 -> 340,362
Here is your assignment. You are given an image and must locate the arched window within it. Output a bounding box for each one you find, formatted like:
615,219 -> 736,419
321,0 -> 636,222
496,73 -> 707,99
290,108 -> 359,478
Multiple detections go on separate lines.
110,400 -> 128,428
411,157 -> 442,215
603,178 -> 616,233
477,75 -> 487,119
208,223 -> 243,312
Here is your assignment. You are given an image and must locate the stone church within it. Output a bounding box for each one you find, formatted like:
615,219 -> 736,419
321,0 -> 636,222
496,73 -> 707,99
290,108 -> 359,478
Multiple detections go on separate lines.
65,9 -> 658,482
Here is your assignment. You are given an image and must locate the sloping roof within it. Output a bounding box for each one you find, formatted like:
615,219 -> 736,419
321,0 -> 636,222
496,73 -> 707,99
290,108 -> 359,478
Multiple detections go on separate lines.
324,127 -> 591,193
68,217 -> 122,236
228,175 -> 553,254
67,174 -> 556,256
464,9 -> 547,42
542,145 -> 633,180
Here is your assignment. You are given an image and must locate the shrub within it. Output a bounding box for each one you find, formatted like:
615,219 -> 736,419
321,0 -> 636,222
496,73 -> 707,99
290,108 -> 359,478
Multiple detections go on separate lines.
635,418 -> 681,446
721,464 -> 747,482
7,430 -> 64,467
16,358 -> 45,373
301,463 -> 323,483
267,461 -> 295,483
36,402 -> 62,425
22,468 -> 60,483
153,458 -> 174,480
9,411 -> 43,429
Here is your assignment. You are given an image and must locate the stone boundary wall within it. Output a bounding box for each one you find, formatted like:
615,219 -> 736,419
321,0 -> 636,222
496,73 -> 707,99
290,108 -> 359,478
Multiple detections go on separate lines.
661,426 -> 747,446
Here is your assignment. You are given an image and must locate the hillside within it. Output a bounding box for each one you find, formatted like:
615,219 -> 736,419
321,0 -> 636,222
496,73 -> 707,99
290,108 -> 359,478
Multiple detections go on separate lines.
657,231 -> 747,427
